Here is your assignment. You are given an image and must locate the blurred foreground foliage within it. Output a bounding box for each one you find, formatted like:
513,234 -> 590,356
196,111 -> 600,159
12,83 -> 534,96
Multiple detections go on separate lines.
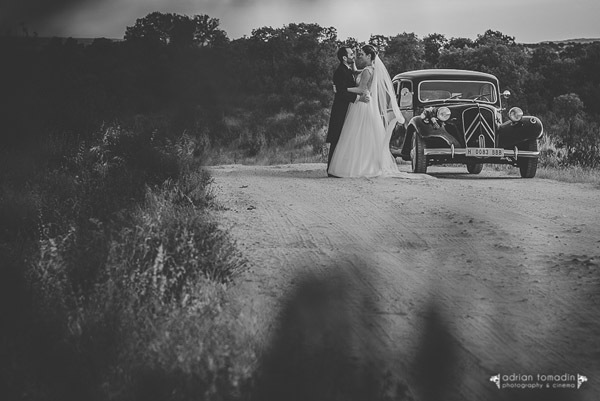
0,124 -> 251,400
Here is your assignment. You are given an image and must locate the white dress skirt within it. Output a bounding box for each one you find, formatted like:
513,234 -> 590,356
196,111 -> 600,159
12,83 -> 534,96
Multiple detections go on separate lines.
328,100 -> 399,178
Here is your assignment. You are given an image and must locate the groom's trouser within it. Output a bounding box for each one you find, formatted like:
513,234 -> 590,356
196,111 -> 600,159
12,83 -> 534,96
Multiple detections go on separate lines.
326,139 -> 338,172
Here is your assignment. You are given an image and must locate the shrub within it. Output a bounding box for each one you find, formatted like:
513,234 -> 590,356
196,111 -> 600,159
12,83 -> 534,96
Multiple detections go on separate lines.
240,127 -> 268,157
113,187 -> 245,306
540,98 -> 600,168
2,118 -> 250,400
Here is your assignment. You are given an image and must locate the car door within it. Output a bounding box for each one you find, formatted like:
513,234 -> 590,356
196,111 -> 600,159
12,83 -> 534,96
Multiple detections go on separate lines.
398,80 -> 414,124
391,79 -> 413,151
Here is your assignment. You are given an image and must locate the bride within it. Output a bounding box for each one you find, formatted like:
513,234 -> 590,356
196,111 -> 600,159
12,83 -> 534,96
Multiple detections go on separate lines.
328,45 -> 405,178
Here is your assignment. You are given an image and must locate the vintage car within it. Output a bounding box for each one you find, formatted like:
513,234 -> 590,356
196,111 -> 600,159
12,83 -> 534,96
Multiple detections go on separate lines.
390,69 -> 544,177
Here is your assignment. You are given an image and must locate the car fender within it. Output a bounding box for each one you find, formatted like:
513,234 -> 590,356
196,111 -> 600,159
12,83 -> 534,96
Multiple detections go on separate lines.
497,116 -> 544,148
412,115 -> 461,147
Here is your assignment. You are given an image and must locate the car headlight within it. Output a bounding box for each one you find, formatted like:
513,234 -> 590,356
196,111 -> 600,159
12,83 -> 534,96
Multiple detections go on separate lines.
508,107 -> 523,122
437,107 -> 451,122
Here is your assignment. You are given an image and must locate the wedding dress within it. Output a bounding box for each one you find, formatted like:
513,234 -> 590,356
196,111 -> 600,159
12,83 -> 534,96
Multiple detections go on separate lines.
328,56 -> 405,178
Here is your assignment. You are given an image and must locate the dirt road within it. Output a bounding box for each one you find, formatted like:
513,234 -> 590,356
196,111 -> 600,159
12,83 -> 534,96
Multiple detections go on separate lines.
210,163 -> 600,400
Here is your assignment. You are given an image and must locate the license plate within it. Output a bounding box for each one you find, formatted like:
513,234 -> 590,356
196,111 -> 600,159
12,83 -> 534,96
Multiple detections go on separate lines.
465,148 -> 504,157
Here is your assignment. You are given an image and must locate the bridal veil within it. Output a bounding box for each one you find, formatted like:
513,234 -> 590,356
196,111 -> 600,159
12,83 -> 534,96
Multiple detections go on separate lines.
371,55 -> 405,175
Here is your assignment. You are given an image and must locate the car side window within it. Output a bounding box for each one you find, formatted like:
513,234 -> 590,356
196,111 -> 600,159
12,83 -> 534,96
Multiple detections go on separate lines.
399,81 -> 413,109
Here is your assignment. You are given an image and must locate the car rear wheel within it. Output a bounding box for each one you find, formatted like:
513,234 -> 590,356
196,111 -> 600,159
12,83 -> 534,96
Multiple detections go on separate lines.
518,140 -> 538,178
411,133 -> 427,173
466,162 -> 484,174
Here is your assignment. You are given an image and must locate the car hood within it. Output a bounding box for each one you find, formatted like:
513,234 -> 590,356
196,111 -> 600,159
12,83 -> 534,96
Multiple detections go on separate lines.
423,101 -> 499,111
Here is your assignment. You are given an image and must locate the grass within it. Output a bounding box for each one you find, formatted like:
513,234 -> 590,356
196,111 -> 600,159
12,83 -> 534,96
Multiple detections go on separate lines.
493,163 -> 600,185
205,146 -> 324,166
530,165 -> 600,185
493,136 -> 600,185
204,131 -> 326,166
0,127 -> 254,401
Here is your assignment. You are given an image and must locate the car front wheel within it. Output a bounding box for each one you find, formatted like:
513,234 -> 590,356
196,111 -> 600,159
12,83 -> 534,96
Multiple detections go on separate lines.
411,133 -> 427,173
466,162 -> 484,174
518,140 -> 538,178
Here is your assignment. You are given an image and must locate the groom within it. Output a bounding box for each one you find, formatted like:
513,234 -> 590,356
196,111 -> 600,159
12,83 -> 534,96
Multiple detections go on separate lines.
325,46 -> 369,176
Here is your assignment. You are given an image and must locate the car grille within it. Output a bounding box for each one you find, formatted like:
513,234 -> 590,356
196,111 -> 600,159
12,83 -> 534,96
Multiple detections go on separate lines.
462,107 -> 496,147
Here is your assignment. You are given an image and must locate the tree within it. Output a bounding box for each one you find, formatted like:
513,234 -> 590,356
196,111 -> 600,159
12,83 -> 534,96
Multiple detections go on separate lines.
530,46 -> 559,71
423,33 -> 447,67
475,30 -> 516,47
550,93 -> 592,159
524,46 -> 573,112
553,93 -> 584,120
445,37 -> 475,49
384,33 -> 424,74
125,12 -> 173,44
192,14 -> 229,47
438,30 -> 529,107
124,12 -> 228,48
170,14 -> 196,47
368,35 -> 389,53
283,23 -> 337,44
578,42 -> 600,115
339,37 -> 361,50
243,23 -> 339,97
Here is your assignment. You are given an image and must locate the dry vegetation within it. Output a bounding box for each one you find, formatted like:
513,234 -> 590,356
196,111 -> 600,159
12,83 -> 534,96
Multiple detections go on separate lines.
0,128 -> 255,400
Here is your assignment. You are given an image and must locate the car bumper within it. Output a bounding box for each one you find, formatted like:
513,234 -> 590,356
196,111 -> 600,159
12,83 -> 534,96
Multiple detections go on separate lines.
424,147 -> 540,159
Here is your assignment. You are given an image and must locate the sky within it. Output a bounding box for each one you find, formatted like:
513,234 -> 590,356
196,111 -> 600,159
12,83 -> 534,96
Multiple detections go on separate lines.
2,0 -> 600,44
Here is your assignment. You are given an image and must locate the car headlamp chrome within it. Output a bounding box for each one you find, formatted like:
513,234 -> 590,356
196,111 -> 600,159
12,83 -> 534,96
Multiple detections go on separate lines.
508,107 -> 523,122
437,107 -> 451,122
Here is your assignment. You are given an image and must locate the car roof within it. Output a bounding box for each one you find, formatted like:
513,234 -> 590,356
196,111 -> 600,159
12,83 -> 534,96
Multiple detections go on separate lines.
392,69 -> 498,83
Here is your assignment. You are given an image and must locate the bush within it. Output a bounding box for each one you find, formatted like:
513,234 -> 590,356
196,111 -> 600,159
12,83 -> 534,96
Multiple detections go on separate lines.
239,127 -> 267,157
113,187 -> 245,306
539,97 -> 600,168
1,119 -> 250,400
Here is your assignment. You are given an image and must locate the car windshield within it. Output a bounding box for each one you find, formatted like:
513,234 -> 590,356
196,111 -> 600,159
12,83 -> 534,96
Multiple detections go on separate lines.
418,80 -> 497,103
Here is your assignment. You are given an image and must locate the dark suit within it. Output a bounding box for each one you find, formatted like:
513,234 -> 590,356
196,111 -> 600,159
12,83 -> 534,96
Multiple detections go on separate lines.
326,64 -> 358,171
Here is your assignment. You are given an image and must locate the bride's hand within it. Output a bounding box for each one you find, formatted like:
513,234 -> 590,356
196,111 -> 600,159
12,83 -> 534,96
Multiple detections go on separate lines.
358,92 -> 371,103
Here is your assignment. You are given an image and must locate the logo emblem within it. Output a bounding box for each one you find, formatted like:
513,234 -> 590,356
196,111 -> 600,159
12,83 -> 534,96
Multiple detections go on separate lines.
490,373 -> 588,390
578,374 -> 588,389
464,108 -> 495,144
490,374 -> 501,389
